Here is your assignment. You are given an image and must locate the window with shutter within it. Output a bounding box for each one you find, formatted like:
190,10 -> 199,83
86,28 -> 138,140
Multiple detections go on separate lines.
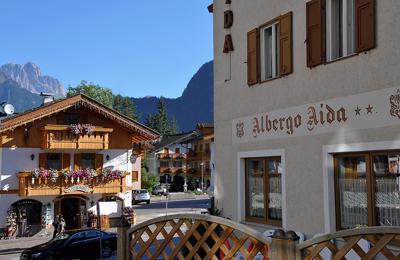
306,0 -> 324,67
247,28 -> 259,86
247,12 -> 293,85
356,0 -> 375,52
307,0 -> 375,66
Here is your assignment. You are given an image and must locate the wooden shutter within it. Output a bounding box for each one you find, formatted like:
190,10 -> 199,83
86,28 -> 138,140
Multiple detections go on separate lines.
279,12 -> 293,76
132,171 -> 138,182
62,153 -> 70,171
306,0 -> 324,67
247,28 -> 259,86
356,0 -> 375,52
74,154 -> 81,171
39,153 -> 47,169
95,154 -> 103,173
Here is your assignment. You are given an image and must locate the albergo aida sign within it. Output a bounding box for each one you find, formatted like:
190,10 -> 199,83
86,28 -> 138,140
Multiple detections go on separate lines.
233,86 -> 400,143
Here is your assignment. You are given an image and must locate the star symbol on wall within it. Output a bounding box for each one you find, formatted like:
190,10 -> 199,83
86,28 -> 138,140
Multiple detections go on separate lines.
366,104 -> 373,114
355,106 -> 362,116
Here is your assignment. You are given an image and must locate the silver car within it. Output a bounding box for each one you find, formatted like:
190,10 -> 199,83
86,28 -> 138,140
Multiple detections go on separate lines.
132,189 -> 150,204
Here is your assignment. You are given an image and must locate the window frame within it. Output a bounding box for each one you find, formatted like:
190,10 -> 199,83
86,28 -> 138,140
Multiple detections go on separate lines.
326,0 -> 356,62
47,153 -> 62,170
334,150 -> 400,230
245,156 -> 282,227
260,21 -> 280,82
80,153 -> 95,169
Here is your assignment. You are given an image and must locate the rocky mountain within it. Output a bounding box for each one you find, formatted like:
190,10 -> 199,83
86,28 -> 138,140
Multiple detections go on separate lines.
0,62 -> 65,97
0,72 -> 42,113
133,61 -> 213,131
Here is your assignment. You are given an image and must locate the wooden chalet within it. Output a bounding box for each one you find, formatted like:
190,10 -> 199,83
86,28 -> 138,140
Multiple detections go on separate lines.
0,94 -> 158,234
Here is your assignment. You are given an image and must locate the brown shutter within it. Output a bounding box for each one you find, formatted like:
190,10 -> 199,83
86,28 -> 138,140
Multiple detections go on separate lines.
95,154 -> 103,173
306,0 -> 324,67
356,0 -> 375,52
74,154 -> 81,171
132,171 -> 138,182
279,12 -> 293,76
247,28 -> 259,86
62,153 -> 70,171
39,153 -> 47,169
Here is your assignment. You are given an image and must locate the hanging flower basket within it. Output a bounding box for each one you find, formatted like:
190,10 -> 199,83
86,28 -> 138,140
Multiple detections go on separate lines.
69,123 -> 95,135
101,169 -> 126,181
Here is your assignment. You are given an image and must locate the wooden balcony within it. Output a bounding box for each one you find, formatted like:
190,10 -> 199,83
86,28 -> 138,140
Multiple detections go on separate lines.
41,124 -> 113,150
187,151 -> 211,160
170,167 -> 186,174
17,171 -> 126,197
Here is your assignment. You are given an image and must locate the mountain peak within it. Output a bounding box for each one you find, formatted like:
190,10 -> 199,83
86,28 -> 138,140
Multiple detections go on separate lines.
0,62 -> 65,97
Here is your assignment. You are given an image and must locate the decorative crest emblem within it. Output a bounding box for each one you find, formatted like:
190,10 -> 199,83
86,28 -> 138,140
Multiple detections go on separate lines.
390,89 -> 400,119
236,121 -> 244,138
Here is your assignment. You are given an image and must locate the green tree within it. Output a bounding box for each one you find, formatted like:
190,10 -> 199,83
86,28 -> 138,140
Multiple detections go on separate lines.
141,158 -> 158,192
155,98 -> 170,135
67,80 -> 113,108
145,98 -> 180,135
169,116 -> 180,134
113,95 -> 138,120
68,81 -> 138,120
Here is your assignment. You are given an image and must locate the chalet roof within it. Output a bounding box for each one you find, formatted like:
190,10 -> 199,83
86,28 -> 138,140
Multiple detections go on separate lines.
153,131 -> 198,152
196,123 -> 214,129
0,94 -> 159,142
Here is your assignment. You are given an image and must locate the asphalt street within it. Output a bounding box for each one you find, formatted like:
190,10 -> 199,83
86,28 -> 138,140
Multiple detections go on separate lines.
0,197 -> 210,260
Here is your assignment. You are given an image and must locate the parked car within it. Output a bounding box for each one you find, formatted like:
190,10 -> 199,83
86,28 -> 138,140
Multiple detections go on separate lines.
20,229 -> 117,260
132,189 -> 150,204
152,185 -> 167,196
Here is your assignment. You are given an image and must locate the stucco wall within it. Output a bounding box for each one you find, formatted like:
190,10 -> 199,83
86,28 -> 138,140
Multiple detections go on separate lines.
213,0 -> 400,236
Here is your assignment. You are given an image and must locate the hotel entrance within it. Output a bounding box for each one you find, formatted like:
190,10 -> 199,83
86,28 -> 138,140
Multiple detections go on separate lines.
54,195 -> 88,230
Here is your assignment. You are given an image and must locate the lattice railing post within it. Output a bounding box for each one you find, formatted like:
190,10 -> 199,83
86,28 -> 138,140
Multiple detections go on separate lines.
270,229 -> 302,260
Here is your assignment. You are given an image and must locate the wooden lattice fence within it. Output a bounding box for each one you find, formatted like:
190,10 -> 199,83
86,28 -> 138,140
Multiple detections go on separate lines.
298,226 -> 400,260
126,213 -> 270,260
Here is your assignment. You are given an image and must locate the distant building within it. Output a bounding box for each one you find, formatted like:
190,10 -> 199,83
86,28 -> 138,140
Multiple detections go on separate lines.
212,0 -> 400,236
147,123 -> 215,192
0,94 -> 158,234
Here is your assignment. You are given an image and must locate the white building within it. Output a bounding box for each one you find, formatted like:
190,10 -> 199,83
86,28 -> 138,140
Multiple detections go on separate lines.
211,0 -> 400,236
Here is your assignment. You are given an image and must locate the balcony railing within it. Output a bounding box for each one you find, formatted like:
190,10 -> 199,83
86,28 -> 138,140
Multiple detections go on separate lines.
172,153 -> 187,160
158,167 -> 171,173
41,124 -> 113,150
17,171 -> 126,197
157,153 -> 172,160
187,151 -> 211,160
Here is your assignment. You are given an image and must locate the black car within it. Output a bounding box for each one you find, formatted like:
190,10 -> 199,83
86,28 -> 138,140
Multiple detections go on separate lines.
20,229 -> 117,260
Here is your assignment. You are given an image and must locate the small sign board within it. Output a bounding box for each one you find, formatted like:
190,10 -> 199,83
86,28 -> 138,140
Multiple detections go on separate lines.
64,185 -> 93,193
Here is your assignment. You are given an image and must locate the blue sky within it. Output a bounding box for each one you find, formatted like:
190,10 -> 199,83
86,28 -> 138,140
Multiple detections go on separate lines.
0,1 -> 213,98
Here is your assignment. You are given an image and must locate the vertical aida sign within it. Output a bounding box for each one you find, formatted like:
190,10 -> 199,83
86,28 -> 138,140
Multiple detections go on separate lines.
223,0 -> 234,53
233,86 -> 400,143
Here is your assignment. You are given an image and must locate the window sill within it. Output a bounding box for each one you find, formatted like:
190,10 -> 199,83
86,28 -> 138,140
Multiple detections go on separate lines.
325,53 -> 358,65
249,73 -> 291,87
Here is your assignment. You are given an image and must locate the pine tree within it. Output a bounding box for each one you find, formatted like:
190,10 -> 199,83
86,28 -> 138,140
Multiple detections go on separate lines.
169,116 -> 180,134
155,98 -> 170,135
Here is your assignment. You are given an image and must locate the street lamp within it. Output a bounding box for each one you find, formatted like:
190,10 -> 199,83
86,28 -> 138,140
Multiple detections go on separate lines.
200,162 -> 204,193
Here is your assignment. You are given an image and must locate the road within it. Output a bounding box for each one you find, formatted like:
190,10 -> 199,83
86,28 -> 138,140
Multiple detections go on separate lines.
0,197 -> 210,260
